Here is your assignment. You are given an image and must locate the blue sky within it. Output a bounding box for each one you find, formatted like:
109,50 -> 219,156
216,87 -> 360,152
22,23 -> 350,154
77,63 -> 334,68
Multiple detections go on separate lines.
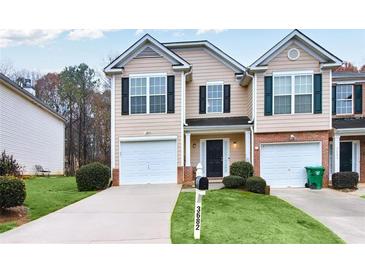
1,29 -> 365,74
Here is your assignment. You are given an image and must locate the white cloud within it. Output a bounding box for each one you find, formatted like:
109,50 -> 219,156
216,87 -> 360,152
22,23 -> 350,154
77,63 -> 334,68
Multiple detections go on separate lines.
196,29 -> 226,35
67,29 -> 106,40
135,29 -> 145,36
0,29 -> 63,48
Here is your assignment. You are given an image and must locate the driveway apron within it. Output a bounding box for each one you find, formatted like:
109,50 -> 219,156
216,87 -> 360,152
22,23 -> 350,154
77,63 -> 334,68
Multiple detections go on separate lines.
272,188 -> 365,244
0,184 -> 181,243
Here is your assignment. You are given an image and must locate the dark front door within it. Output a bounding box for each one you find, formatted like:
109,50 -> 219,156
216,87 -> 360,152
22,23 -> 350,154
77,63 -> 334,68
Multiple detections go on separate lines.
340,142 -> 352,172
206,140 -> 223,177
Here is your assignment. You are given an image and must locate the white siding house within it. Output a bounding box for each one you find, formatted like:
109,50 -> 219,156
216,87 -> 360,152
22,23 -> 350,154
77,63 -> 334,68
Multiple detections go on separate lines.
0,73 -> 65,175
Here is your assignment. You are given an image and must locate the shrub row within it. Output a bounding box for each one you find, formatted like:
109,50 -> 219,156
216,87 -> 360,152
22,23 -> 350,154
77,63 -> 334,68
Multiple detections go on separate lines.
332,172 -> 358,189
223,161 -> 267,194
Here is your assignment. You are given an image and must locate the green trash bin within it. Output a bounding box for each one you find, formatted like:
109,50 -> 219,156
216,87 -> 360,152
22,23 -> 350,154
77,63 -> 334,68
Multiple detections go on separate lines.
305,166 -> 325,189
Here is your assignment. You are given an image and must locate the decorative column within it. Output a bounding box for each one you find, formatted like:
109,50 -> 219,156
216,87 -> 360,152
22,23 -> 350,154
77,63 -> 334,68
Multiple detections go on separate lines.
245,130 -> 251,163
185,132 -> 191,167
334,134 -> 340,173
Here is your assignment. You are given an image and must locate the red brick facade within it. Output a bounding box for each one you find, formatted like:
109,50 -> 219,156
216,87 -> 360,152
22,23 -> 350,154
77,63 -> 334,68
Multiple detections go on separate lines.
112,168 -> 119,186
254,130 -> 330,187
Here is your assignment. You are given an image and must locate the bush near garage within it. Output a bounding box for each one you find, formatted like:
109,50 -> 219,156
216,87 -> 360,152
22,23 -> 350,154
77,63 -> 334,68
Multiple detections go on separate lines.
246,176 -> 267,194
230,161 -> 254,184
222,176 -> 245,189
332,172 -> 359,189
0,176 -> 26,208
76,162 -> 110,191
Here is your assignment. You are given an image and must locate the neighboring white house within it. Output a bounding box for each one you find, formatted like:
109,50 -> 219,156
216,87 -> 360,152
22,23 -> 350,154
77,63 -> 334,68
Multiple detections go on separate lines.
0,73 -> 65,175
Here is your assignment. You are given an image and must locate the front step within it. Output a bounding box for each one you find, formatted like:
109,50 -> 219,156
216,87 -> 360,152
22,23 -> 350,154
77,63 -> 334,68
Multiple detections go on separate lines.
208,177 -> 223,183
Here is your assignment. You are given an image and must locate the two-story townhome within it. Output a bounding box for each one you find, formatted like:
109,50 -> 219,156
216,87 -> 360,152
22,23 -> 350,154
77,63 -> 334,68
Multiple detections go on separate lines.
105,30 -> 363,188
104,34 -> 252,185
331,72 -> 365,183
248,30 -> 342,188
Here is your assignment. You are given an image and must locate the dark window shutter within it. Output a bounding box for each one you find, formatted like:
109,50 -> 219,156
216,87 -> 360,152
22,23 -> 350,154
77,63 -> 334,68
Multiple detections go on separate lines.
167,75 -> 175,113
264,76 -> 273,116
223,84 -> 231,113
332,86 -> 336,115
121,77 -> 129,115
313,74 -> 322,114
199,86 -> 206,114
354,84 -> 363,114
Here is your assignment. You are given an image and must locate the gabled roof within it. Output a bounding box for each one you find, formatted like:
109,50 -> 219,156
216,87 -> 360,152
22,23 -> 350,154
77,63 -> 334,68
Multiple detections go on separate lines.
164,40 -> 247,74
0,73 -> 65,122
249,29 -> 343,70
104,34 -> 191,74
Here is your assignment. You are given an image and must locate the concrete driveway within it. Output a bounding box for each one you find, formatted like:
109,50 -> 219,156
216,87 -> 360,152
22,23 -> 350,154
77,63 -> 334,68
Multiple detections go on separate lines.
0,184 -> 181,243
272,188 -> 365,244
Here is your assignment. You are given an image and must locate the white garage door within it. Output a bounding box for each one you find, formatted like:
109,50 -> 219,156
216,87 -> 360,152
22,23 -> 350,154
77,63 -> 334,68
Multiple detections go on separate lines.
261,142 -> 321,188
120,139 -> 177,185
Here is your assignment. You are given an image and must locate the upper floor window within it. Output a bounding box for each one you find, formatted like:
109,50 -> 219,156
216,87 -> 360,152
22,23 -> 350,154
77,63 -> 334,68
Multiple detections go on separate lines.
273,72 -> 313,115
207,82 -> 223,113
336,85 -> 353,115
130,74 -> 166,114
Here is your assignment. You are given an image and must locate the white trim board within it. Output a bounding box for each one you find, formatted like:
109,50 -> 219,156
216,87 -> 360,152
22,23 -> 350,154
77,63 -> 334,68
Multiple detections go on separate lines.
199,138 -> 230,177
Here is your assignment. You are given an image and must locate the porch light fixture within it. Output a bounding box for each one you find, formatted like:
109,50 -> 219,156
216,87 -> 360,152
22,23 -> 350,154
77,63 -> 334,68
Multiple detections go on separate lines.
233,141 -> 237,147
193,143 -> 196,148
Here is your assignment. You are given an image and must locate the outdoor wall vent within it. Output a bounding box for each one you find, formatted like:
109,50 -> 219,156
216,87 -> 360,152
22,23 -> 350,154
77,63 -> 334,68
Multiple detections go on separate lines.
288,48 -> 300,61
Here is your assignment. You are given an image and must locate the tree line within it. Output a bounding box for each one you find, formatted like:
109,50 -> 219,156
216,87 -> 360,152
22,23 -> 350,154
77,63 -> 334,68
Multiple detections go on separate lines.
1,62 -> 111,175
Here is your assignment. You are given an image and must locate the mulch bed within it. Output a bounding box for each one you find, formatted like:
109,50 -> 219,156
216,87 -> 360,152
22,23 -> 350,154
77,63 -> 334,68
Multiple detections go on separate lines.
0,206 -> 29,226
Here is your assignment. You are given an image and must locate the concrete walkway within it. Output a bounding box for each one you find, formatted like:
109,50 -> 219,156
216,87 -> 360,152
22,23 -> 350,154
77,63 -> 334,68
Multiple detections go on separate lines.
0,184 -> 181,243
272,188 -> 365,244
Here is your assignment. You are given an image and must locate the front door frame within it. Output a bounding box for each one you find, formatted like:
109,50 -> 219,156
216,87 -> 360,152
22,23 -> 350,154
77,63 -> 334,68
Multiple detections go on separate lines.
200,138 -> 230,177
329,139 -> 360,179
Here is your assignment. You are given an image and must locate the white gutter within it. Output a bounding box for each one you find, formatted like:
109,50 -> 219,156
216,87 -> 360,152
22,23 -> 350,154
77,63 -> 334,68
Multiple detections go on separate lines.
334,128 -> 365,136
185,124 -> 252,133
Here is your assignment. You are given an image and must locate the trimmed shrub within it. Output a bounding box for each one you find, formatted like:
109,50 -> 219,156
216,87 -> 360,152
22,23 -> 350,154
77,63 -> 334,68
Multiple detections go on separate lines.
0,176 -> 26,208
0,151 -> 22,177
332,172 -> 359,189
230,161 -> 254,184
246,176 -> 267,194
222,175 -> 245,189
76,162 -> 110,191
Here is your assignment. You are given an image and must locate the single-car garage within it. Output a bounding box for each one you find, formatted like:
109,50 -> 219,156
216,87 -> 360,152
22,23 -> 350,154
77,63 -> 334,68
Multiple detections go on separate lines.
119,137 -> 177,185
260,142 -> 322,188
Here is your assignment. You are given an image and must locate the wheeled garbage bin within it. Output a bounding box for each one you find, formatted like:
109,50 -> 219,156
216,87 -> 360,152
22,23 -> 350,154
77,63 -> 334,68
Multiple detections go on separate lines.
305,166 -> 325,189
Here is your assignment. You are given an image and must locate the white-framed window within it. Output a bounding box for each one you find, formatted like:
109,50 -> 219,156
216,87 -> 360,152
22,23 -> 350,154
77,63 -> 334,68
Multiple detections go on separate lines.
129,74 -> 167,114
336,84 -> 353,115
273,72 -> 313,115
207,82 -> 223,113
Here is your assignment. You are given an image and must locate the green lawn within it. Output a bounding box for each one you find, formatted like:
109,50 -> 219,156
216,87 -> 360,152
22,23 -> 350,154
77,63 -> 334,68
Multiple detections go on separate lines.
0,176 -> 96,233
171,189 -> 344,244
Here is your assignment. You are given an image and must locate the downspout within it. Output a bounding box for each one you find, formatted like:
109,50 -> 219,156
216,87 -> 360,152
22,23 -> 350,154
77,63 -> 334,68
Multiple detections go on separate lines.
181,71 -> 186,168
244,71 -> 255,164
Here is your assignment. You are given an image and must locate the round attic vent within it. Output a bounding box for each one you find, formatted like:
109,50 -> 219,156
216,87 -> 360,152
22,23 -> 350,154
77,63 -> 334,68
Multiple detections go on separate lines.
288,48 -> 300,61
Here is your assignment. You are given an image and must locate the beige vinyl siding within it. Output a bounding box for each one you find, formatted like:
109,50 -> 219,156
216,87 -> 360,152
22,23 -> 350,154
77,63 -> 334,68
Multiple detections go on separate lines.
114,56 -> 182,167
255,44 -> 332,133
172,48 -> 249,119
190,133 -> 245,168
